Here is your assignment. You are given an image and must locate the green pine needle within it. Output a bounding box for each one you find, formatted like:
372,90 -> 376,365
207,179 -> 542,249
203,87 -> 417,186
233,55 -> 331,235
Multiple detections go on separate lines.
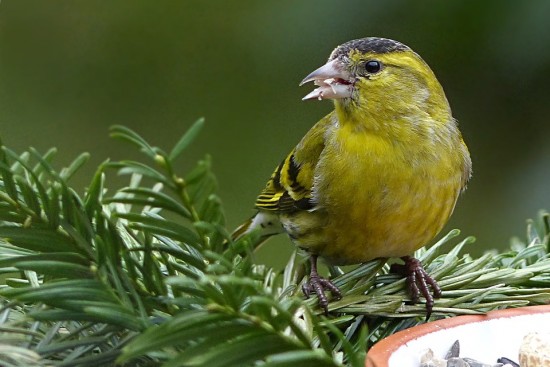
0,121 -> 548,366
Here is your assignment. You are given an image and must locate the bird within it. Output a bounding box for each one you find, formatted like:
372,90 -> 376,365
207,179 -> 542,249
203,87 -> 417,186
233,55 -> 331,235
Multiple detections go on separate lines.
233,37 -> 472,318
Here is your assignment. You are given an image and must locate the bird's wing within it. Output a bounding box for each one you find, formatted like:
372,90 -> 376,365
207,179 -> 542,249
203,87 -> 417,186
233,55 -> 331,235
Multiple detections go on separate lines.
255,113 -> 334,212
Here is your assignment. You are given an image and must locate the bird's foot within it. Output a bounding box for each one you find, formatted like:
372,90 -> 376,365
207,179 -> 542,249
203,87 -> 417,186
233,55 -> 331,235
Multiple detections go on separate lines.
392,256 -> 441,320
302,274 -> 342,314
302,256 -> 342,314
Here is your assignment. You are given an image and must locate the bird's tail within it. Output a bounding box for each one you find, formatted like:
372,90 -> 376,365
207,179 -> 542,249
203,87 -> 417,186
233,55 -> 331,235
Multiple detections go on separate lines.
231,217 -> 255,241
231,211 -> 284,245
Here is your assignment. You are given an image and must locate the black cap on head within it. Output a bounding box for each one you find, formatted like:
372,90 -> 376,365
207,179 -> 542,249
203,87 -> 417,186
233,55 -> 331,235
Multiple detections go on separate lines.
329,37 -> 410,60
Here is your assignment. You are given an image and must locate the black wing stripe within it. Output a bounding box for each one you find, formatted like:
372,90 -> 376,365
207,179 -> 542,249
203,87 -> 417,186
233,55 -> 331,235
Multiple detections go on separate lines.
271,158 -> 285,191
285,154 -> 308,194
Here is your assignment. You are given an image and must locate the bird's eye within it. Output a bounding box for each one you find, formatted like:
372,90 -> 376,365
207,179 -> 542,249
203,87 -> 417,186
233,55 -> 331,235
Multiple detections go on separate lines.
364,60 -> 382,74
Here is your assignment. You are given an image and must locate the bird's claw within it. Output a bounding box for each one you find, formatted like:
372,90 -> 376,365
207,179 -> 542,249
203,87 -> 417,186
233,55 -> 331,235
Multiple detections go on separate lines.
303,256 -> 342,314
392,256 -> 441,320
303,274 -> 342,314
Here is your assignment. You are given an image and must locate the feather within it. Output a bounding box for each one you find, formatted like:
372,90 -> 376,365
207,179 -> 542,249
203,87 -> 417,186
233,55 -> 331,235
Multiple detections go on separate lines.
254,113 -> 335,213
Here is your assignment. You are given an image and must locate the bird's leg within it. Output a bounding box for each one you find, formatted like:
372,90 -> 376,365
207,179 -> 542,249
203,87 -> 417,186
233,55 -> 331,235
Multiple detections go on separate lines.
302,255 -> 342,314
391,256 -> 442,320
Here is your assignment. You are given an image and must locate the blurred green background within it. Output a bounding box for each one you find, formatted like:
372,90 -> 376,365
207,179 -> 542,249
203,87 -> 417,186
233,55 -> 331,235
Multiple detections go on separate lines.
1,1 -> 549,266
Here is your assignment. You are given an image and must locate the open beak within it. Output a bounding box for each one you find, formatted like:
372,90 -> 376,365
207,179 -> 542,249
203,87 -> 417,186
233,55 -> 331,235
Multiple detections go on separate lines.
300,59 -> 353,101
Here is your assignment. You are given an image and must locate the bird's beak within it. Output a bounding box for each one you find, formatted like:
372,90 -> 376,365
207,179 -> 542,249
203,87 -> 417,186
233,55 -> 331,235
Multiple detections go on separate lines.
300,59 -> 353,101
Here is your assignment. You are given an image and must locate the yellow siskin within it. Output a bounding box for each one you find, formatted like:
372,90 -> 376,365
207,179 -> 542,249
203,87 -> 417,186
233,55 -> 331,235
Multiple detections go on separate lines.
234,37 -> 472,317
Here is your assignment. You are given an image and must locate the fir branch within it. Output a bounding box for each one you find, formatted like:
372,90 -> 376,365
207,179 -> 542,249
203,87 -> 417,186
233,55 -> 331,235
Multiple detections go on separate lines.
0,122 -> 549,367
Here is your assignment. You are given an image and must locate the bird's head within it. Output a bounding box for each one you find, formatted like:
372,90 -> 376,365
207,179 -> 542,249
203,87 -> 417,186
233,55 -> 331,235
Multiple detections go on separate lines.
301,37 -> 451,125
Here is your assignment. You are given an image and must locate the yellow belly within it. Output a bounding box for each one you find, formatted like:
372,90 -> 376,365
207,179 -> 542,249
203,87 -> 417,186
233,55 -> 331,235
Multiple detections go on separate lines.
282,129 -> 464,265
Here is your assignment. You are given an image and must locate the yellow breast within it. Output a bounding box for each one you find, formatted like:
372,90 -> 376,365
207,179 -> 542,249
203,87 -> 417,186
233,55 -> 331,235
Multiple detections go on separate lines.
285,119 -> 469,265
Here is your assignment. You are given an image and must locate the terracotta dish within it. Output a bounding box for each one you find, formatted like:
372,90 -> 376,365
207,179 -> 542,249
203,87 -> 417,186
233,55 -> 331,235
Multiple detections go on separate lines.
366,305 -> 550,367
